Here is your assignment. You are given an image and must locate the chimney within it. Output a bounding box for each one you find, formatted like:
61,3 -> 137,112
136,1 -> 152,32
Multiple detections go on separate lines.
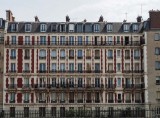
6,10 -> 13,22
137,16 -> 142,22
149,10 -> 160,29
98,15 -> 104,22
35,16 -> 39,22
84,19 -> 87,22
66,15 -> 70,22
12,17 -> 15,22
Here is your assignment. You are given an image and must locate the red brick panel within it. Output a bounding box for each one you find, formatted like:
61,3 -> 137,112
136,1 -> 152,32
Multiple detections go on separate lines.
18,49 -> 22,73
114,50 -> 116,73
150,11 -> 160,29
31,93 -> 34,103
6,93 -> 8,103
6,49 -> 9,73
31,78 -> 34,88
17,78 -> 22,88
31,49 -> 34,73
18,36 -> 23,45
17,93 -> 22,103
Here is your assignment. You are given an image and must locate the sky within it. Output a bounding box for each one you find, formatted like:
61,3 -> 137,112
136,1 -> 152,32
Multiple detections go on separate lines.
0,0 -> 160,22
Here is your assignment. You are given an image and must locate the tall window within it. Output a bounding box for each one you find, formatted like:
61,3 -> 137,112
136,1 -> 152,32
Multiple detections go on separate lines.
125,50 -> 130,59
78,36 -> 82,45
10,93 -> 15,102
155,61 -> 160,70
95,78 -> 100,87
133,24 -> 138,32
40,24 -> 47,32
134,49 -> 140,59
117,36 -> 120,44
11,63 -> 16,72
106,24 -> 113,32
25,36 -> 30,45
51,92 -> 56,102
117,50 -> 121,57
117,78 -> 121,87
69,36 -> 74,45
77,50 -> 82,59
95,50 -> 100,59
51,36 -> 57,45
24,93 -> 29,102
60,36 -> 65,45
39,63 -> 46,72
24,63 -> 29,71
108,50 -> 113,59
60,50 -> 65,59
11,49 -> 16,59
60,63 -> 65,71
40,36 -> 46,45
117,63 -> 121,71
78,63 -> 82,72
86,49 -> 91,59
24,49 -> 30,59
51,50 -> 57,59
11,36 -> 16,44
154,33 -> 159,41
95,63 -> 100,72
39,50 -> 46,59
51,63 -> 56,72
25,24 -> 31,32
69,24 -> 74,32
11,24 -> 18,32
24,78 -> 29,87
69,50 -> 74,59
94,24 -> 100,32
123,24 -> 129,32
39,93 -> 46,101
155,47 -> 160,55
69,63 -> 74,72
107,36 -> 112,45
78,78 -> 83,87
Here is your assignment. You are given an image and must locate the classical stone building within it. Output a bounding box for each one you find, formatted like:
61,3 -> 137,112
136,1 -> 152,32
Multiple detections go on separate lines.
2,9 -> 160,117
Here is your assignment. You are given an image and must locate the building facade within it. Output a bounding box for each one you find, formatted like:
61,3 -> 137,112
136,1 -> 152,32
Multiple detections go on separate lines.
2,10 -> 152,117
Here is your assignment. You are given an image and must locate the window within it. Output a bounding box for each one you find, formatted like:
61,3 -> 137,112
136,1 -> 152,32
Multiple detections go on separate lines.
51,78 -> 56,87
69,24 -> 74,32
69,50 -> 74,59
11,49 -> 16,59
69,36 -> 74,45
25,36 -> 30,45
154,33 -> 159,41
125,63 -> 130,71
24,107 -> 29,117
40,24 -> 47,32
106,24 -> 113,32
24,78 -> 29,87
60,63 -> 65,71
86,36 -> 89,45
108,63 -> 113,71
126,93 -> 131,102
39,50 -> 46,59
60,92 -> 65,101
155,47 -> 160,55
39,63 -> 46,72
51,36 -> 57,45
10,93 -> 15,102
51,50 -> 57,59
95,63 -> 100,72
51,24 -> 57,32
60,50 -> 65,59
39,93 -> 46,101
69,78 -> 74,87
95,78 -> 100,87
134,49 -> 140,59
117,63 -> 121,71
39,107 -> 46,117
78,36 -> 82,45
24,63 -> 29,71
24,49 -> 30,59
133,24 -> 138,32
10,107 -> 15,117
78,78 -> 83,87
11,63 -> 16,72
40,36 -> 46,45
117,36 -> 120,44
156,76 -> 160,85
94,24 -> 100,32
24,93 -> 29,102
51,92 -> 56,102
60,78 -> 65,87
135,93 -> 140,102
60,36 -> 65,45
78,50 -> 83,59
108,50 -> 113,59
11,36 -> 16,44
11,24 -> 18,32
123,24 -> 129,32
52,63 -> 57,72
69,63 -> 74,72
117,50 -> 121,57
107,36 -> 112,45
108,93 -> 113,101
85,23 -> 92,32
95,50 -> 100,59
25,24 -> 31,32
77,24 -> 83,32
78,63 -> 82,72
125,50 -> 130,59
60,24 -> 66,32
86,49 -> 91,59
117,78 -> 121,87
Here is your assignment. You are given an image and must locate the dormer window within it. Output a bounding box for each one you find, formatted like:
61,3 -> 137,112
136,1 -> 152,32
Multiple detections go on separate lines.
0,19 -> 2,27
69,24 -> 74,32
123,24 -> 129,32
51,24 -> 57,32
106,24 -> 113,32
60,24 -> 66,32
25,24 -> 31,32
94,24 -> 100,32
40,24 -> 47,32
77,23 -> 83,33
11,24 -> 18,32
133,24 -> 139,32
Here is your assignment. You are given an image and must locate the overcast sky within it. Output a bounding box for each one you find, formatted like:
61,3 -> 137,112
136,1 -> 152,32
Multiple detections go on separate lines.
0,0 -> 160,22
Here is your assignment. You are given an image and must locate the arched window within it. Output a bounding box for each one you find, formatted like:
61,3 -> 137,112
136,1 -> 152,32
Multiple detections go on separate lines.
39,49 -> 46,59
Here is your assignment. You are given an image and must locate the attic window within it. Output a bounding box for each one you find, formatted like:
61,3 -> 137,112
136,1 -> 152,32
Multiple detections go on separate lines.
40,24 -> 47,32
123,24 -> 129,32
133,24 -> 138,32
106,24 -> 113,32
94,24 -> 100,32
60,24 -> 66,32
69,24 -> 74,32
0,19 -> 2,27
25,24 -> 31,32
11,24 -> 18,32
52,24 -> 57,32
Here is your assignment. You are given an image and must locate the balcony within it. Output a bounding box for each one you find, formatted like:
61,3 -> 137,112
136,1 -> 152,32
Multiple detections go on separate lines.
10,56 -> 16,59
86,56 -> 91,59
60,100 -> 65,103
23,100 -> 29,103
123,70 -> 132,73
38,70 -> 47,73
22,84 -> 31,89
106,84 -> 115,90
23,70 -> 31,73
39,100 -> 46,103
24,56 -> 30,59
134,56 -> 140,60
108,56 -> 113,59
69,56 -> 74,59
125,100 -> 131,103
124,84 -> 133,89
39,56 -> 46,59
77,99 -> 83,103
60,57 -> 65,59
95,56 -> 100,59
133,70 -> 144,73
9,70 -> 17,73
135,100 -> 141,103
51,100 -> 57,103
106,70 -> 114,73
125,56 -> 130,59
108,100 -> 114,103
77,56 -> 83,59
95,99 -> 100,103
51,57 -> 57,60
134,84 -> 144,89
8,84 -> 17,89
117,99 -> 122,103
86,100 -> 92,103
10,100 -> 15,103
69,100 -> 74,103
